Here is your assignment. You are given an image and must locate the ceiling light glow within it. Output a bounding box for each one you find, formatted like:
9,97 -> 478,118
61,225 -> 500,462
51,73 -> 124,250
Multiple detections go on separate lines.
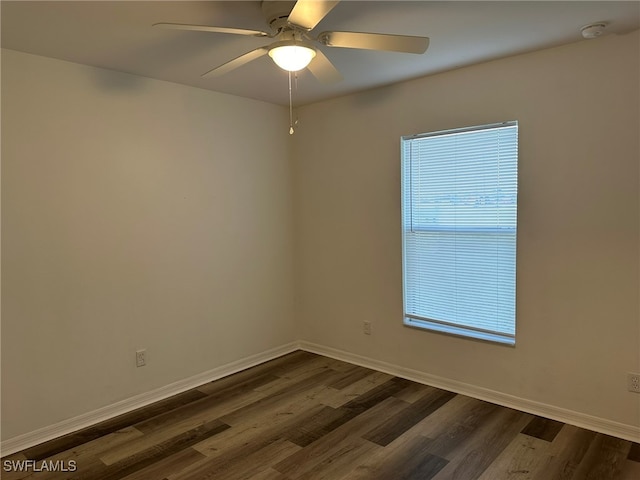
268,44 -> 316,72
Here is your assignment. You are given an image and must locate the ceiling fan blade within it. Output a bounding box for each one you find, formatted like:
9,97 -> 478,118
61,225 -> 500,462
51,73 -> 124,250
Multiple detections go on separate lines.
288,0 -> 340,31
307,49 -> 342,83
153,23 -> 270,37
202,47 -> 270,78
319,31 -> 429,54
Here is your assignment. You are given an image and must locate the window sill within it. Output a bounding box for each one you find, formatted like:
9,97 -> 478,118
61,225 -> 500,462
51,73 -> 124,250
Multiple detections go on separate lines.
403,317 -> 515,346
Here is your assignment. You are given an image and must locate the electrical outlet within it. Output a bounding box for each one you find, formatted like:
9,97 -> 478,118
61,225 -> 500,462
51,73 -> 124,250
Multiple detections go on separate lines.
136,349 -> 146,368
363,321 -> 372,335
628,373 -> 640,393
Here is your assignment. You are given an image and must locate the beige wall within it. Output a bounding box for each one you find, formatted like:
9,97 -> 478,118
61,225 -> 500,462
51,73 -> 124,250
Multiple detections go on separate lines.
1,50 -> 295,440
2,29 -> 639,444
292,31 -> 640,427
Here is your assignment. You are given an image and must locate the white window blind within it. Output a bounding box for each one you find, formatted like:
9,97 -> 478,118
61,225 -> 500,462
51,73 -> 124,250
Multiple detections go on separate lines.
401,122 -> 518,345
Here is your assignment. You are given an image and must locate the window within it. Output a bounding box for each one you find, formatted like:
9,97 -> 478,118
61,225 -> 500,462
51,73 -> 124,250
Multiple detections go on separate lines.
401,122 -> 518,345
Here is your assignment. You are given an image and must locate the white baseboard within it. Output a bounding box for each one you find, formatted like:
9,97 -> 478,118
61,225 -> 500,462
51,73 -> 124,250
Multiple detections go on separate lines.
0,342 -> 300,457
299,341 -> 640,443
3,339 -> 638,457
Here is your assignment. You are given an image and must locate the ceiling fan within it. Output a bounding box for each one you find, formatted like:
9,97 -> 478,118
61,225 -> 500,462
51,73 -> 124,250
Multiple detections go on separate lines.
153,0 -> 430,82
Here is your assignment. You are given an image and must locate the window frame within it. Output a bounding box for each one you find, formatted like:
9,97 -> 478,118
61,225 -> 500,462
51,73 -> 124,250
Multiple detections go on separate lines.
400,121 -> 518,346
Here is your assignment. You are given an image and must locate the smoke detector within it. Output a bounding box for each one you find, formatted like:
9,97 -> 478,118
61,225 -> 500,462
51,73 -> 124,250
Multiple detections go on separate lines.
581,23 -> 607,39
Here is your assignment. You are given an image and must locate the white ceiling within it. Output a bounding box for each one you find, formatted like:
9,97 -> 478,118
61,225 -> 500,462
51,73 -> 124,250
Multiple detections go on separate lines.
2,1 -> 639,106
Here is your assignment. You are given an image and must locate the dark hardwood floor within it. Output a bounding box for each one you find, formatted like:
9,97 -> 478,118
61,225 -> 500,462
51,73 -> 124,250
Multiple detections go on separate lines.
2,351 -> 639,479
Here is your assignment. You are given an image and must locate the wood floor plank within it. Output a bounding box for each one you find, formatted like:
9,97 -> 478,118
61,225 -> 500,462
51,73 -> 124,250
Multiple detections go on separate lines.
341,434 -> 447,480
118,447 -> 207,480
11,456 -> 106,480
627,441 -> 640,462
219,381 -> 339,433
166,415 -> 307,480
321,357 -> 369,373
409,393 -> 497,440
430,407 -> 533,479
218,351 -> 319,382
0,453 -> 31,480
19,389 -> 207,461
476,432 -> 553,480
281,378 -> 422,450
366,436 -> 449,480
414,397 -> 502,457
362,387 -> 457,446
275,377 -> 414,451
104,371 -> 336,465
521,415 -> 565,442
102,389 -> 263,463
156,370 -> 345,446
531,424 -> 597,480
192,368 -> 385,459
1,452 -> 27,461
219,369 -> 343,426
0,428 -> 144,480
283,405 -> 354,447
340,377 -> 413,416
4,351 -> 637,480
275,396 -> 430,480
289,438 -> 379,480
52,426 -> 144,460
273,397 -> 410,477
393,381 -> 438,403
319,371 -> 395,408
98,419 -> 227,466
244,467 -> 292,480
327,365 -> 377,390
135,372 -> 279,434
193,420 -> 287,463
193,371 -> 280,400
92,420 -> 229,480
211,439 -> 300,480
569,433 -> 631,480
194,351 -> 316,395
169,438 -> 300,480
619,458 -> 640,480
251,355 -> 342,395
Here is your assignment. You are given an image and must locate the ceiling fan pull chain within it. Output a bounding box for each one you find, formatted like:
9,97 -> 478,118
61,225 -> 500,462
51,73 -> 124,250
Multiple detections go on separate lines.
289,70 -> 294,135
294,72 -> 299,127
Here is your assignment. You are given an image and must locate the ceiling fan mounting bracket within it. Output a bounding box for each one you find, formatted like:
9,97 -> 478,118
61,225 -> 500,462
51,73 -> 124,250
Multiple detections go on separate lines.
262,1 -> 296,32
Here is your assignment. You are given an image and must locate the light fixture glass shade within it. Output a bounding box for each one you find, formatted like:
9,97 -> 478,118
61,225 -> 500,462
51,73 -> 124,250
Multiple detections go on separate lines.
268,45 -> 316,72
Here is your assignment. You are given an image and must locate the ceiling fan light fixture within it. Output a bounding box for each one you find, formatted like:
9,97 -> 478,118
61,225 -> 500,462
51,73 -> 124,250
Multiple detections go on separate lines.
268,44 -> 316,72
